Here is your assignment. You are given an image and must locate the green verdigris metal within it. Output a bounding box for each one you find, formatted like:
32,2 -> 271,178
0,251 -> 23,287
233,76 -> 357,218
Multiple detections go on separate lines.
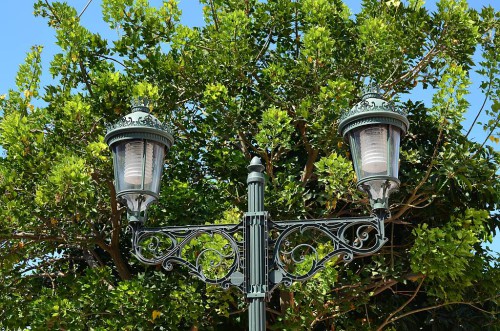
246,158 -> 267,331
106,92 -> 406,331
338,85 -> 409,210
126,157 -> 388,331
338,86 -> 409,137
104,98 -> 174,221
104,98 -> 174,150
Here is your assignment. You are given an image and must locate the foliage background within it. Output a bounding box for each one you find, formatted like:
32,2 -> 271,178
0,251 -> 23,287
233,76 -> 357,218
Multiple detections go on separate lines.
0,0 -> 499,330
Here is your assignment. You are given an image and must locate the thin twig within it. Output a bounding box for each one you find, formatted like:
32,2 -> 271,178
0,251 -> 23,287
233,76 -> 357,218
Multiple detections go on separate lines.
470,113 -> 500,159
254,28 -> 274,63
96,54 -> 128,68
17,256 -> 85,275
0,232 -> 93,244
383,300 -> 498,328
79,61 -> 95,98
78,0 -> 93,18
372,279 -> 399,296
238,130 -> 253,160
208,0 -> 219,31
365,304 -> 372,329
294,0 -> 300,58
392,115 -> 447,220
44,0 -> 62,24
385,25 -> 447,91
377,278 -> 425,331
465,77 -> 491,138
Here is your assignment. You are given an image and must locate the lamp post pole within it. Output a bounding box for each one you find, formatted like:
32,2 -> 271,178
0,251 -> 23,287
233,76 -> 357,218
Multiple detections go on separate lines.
104,86 -> 409,330
246,158 -> 267,331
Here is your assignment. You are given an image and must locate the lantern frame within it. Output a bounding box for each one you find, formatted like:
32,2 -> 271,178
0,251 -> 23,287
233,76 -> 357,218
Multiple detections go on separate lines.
104,99 -> 174,220
105,87 -> 411,331
338,86 -> 409,210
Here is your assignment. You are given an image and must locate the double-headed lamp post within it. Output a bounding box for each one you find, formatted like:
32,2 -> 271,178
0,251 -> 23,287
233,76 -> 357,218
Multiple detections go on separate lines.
104,87 -> 409,330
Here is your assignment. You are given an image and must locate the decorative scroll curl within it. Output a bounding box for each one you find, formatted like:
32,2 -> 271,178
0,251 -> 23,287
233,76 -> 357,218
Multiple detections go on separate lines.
339,99 -> 407,123
129,214 -> 387,296
130,223 -> 245,293
105,114 -> 172,134
268,215 -> 387,290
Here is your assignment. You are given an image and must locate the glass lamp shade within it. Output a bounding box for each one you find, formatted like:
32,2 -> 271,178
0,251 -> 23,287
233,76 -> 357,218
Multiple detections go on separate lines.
112,139 -> 166,213
338,87 -> 408,210
105,101 -> 174,219
347,124 -> 401,209
348,124 -> 401,181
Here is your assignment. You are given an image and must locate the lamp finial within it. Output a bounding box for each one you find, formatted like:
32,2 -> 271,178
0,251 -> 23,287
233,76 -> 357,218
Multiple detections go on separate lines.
131,97 -> 153,112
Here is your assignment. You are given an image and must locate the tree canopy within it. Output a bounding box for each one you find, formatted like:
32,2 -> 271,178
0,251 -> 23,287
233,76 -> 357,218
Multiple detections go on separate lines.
0,0 -> 499,329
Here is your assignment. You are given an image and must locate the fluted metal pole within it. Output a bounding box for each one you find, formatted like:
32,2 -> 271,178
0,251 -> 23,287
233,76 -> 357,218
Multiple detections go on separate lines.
246,157 -> 266,331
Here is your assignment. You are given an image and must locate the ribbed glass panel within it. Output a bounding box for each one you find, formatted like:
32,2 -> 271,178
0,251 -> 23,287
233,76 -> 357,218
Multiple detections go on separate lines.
124,140 -> 154,185
143,141 -> 165,194
349,124 -> 404,182
358,125 -> 388,177
112,139 -> 166,213
389,126 -> 401,179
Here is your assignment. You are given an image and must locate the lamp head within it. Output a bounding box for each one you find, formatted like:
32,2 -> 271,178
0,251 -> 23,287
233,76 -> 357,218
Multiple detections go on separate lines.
105,99 -> 174,221
339,86 -> 409,210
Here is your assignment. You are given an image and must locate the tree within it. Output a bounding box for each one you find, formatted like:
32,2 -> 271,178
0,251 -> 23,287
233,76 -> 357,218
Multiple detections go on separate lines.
0,0 -> 499,329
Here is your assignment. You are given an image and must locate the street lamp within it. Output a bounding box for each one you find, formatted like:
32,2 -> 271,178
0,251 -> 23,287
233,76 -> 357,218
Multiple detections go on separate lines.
105,87 -> 408,331
338,85 -> 409,210
104,98 -> 174,222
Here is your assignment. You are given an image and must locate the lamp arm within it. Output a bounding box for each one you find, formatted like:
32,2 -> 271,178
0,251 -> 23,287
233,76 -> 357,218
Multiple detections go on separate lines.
128,210 -> 388,297
267,211 -> 388,293
129,222 -> 246,293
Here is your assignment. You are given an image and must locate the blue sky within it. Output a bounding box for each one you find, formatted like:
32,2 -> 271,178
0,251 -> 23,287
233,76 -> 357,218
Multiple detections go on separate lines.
0,0 -> 498,253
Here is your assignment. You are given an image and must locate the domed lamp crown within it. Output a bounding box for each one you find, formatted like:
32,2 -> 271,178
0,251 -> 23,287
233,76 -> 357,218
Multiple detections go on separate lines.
105,98 -> 174,222
338,85 -> 409,211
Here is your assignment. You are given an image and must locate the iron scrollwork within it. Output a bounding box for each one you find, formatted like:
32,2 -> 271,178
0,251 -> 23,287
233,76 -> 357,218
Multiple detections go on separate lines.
130,223 -> 246,293
105,114 -> 173,134
130,213 -> 387,297
268,214 -> 387,291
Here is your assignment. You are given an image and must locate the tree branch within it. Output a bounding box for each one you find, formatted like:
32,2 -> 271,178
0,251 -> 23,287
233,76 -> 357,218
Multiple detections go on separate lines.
384,25 -> 447,92
381,300 -> 498,329
106,179 -> 132,280
377,278 -> 425,331
254,28 -> 274,63
392,114 -> 447,220
79,60 -> 95,98
465,76 -> 491,139
96,54 -> 128,68
470,112 -> 500,159
78,0 -> 93,18
237,130 -> 253,160
44,0 -> 62,25
0,232 -> 93,244
384,45 -> 438,91
208,0 -> 220,32
372,279 -> 399,296
294,0 -> 300,59
16,256 -> 85,275
297,121 -> 318,185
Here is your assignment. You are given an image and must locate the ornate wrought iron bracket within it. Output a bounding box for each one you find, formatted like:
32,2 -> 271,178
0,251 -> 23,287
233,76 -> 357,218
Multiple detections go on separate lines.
130,222 -> 246,293
129,210 -> 387,297
127,157 -> 390,331
267,212 -> 387,294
